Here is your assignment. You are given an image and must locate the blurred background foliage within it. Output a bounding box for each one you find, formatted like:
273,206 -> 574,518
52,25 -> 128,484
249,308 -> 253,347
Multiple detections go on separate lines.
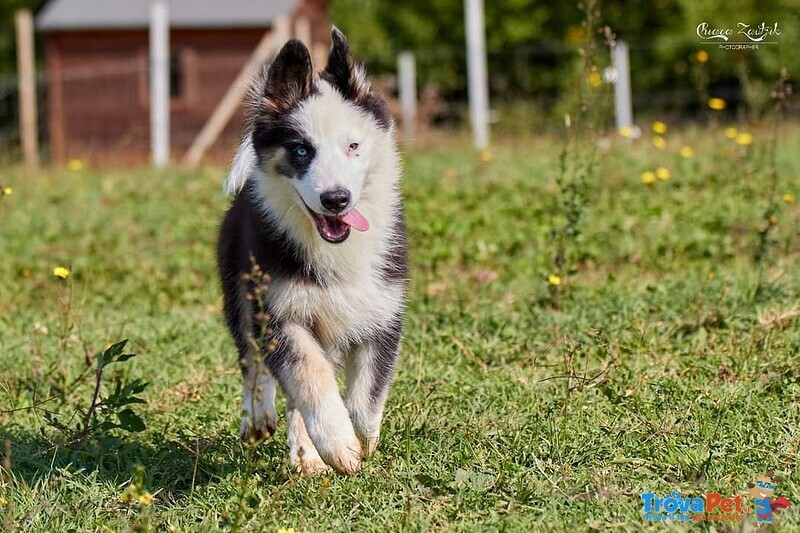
332,0 -> 799,119
0,0 -> 43,75
0,0 -> 797,120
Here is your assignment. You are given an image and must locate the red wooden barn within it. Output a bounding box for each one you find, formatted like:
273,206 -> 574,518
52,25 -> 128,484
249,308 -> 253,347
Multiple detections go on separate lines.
36,0 -> 329,165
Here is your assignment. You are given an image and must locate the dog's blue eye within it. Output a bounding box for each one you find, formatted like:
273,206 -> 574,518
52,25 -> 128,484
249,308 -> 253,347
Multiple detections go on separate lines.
294,146 -> 308,157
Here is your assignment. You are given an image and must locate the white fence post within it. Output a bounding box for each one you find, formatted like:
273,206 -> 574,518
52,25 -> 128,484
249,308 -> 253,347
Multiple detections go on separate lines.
612,40 -> 633,131
150,0 -> 170,167
397,51 -> 416,142
15,10 -> 38,170
464,0 -> 490,149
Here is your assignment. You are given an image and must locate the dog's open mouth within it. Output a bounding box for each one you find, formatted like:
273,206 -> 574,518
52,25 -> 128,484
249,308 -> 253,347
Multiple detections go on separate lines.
304,204 -> 370,244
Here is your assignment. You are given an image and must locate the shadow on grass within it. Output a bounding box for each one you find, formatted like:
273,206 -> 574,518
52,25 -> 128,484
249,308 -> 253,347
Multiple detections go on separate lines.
0,425 -> 289,498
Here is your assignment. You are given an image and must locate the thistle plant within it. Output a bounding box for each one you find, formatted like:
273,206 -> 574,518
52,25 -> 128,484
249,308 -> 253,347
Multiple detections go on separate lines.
225,255 -> 275,531
240,253 -> 275,443
547,0 -> 612,300
753,69 -> 793,299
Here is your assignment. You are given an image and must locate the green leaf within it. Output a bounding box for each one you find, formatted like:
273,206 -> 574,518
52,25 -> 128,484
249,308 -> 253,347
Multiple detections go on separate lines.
115,352 -> 137,363
104,339 -> 128,357
117,409 -> 146,432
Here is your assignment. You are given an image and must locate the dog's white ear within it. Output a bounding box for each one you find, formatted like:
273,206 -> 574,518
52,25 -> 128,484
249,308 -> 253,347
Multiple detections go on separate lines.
224,136 -> 255,195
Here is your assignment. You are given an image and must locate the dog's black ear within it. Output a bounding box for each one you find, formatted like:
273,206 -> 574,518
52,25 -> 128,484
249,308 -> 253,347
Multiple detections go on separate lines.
323,27 -> 369,101
262,39 -> 313,112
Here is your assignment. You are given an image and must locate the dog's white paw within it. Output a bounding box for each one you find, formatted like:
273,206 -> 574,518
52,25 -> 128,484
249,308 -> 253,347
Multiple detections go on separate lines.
326,443 -> 363,474
347,408 -> 382,460
360,435 -> 380,459
290,447 -> 331,476
239,412 -> 277,443
303,402 -> 363,475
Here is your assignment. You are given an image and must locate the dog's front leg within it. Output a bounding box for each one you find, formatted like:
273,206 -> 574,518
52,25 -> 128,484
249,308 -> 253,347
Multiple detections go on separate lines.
286,395 -> 329,475
345,319 -> 402,458
268,323 -> 362,474
239,352 -> 278,442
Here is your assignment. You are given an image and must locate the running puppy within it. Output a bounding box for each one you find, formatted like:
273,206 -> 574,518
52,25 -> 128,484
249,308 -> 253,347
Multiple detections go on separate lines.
217,28 -> 406,475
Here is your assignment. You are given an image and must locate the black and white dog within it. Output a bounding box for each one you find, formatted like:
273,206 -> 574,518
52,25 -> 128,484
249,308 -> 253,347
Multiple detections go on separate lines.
217,28 -> 406,475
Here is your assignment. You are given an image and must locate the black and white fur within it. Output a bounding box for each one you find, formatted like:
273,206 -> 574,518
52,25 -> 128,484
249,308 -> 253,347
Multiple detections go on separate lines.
217,28 -> 406,475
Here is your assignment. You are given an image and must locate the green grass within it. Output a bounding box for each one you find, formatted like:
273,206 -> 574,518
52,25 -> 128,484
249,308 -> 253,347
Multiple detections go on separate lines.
1,124 -> 800,531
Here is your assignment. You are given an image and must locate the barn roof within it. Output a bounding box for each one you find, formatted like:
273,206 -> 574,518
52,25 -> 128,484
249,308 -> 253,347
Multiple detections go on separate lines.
37,0 -> 299,31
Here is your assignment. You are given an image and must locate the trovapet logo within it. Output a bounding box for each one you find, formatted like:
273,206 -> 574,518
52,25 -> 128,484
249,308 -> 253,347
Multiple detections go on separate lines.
642,471 -> 791,523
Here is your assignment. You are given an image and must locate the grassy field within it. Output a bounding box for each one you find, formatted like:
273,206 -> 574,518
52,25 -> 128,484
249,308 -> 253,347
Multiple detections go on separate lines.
1,124 -> 800,531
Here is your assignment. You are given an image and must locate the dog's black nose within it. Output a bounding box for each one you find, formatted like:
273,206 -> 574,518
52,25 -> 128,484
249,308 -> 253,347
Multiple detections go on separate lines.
320,189 -> 351,213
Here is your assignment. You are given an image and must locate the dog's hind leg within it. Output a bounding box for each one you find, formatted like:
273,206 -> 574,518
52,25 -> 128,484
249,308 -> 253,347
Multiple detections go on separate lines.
345,318 -> 402,458
239,354 -> 278,443
267,323 -> 362,474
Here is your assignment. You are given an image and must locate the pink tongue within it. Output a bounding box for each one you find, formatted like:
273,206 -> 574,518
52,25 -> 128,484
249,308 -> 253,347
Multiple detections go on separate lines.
340,208 -> 370,232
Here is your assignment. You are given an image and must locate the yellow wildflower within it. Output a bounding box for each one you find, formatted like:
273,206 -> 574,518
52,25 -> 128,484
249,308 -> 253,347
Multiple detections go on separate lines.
724,127 -> 738,139
587,71 -> 602,88
274,529 -> 299,533
783,194 -> 795,204
566,26 -> 586,45
618,126 -> 633,138
708,98 -> 726,111
695,50 -> 709,63
138,492 -> 154,506
547,274 -> 562,286
652,121 -> 668,134
680,146 -> 694,158
652,136 -> 666,150
735,132 -> 753,146
641,171 -> 656,184
769,215 -> 778,225
53,266 -> 70,279
1,187 -> 11,196
67,159 -> 84,171
479,150 -> 493,162
655,167 -> 671,181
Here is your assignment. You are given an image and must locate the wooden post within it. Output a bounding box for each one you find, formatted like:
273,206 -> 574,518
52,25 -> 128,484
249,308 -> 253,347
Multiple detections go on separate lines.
397,51 -> 416,142
612,40 -> 633,131
464,0 -> 490,149
15,10 -> 38,169
312,43 -> 327,73
150,0 -> 170,167
183,16 -> 290,168
294,16 -> 311,49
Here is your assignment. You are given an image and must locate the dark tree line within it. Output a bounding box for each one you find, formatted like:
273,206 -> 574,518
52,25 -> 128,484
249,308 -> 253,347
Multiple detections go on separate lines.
0,0 -> 44,76
332,0 -> 799,112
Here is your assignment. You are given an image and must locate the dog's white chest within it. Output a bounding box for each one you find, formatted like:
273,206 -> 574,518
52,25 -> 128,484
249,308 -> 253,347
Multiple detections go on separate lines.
270,274 -> 402,349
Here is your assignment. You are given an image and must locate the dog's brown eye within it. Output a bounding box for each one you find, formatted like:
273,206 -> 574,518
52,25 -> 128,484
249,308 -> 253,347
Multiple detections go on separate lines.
349,142 -> 359,152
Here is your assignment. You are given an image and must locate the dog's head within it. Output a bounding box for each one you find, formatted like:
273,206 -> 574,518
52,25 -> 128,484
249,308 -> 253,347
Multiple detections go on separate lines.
228,28 -> 396,245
